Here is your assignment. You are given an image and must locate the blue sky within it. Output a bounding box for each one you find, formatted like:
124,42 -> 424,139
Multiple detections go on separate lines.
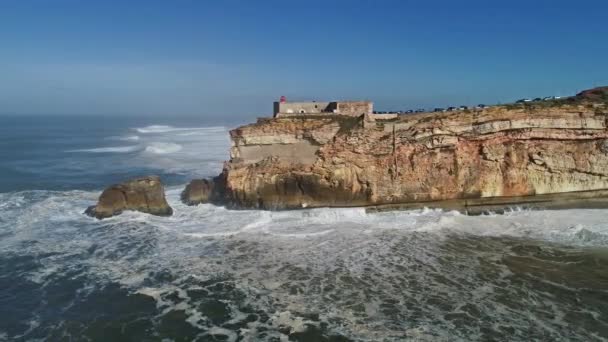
1,0 -> 607,117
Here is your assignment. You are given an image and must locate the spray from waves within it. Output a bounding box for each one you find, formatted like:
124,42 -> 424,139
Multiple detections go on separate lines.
66,145 -> 141,153
2,188 -> 608,340
158,187 -> 608,247
144,142 -> 183,154
134,125 -> 226,134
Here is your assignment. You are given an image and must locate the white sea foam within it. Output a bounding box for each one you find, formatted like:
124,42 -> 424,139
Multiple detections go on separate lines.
66,145 -> 141,153
117,135 -> 140,141
144,142 -> 183,154
105,135 -> 140,141
1,188 -> 608,340
134,125 -> 225,134
126,125 -> 230,178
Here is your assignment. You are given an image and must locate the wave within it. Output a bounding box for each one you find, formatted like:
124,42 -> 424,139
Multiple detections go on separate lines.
134,125 -> 226,134
2,189 -> 608,340
105,135 -> 140,141
66,145 -> 141,153
144,142 -> 182,154
117,135 -> 140,141
3,186 -> 608,248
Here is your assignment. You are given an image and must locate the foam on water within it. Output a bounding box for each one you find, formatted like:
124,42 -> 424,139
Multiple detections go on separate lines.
134,125 -> 225,134
116,135 -> 140,141
66,145 -> 141,153
55,124 -> 230,187
144,142 -> 183,154
1,187 -> 608,340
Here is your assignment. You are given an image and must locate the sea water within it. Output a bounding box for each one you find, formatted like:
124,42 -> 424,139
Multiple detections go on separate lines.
0,115 -> 607,341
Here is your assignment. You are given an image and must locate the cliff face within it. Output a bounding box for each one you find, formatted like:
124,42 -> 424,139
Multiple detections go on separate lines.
220,102 -> 608,210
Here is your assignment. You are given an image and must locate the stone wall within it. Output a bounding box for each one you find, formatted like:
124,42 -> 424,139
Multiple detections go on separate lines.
273,101 -> 373,117
372,113 -> 399,120
336,101 -> 373,116
273,102 -> 332,116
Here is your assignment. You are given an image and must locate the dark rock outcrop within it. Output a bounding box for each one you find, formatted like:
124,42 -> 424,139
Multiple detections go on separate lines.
181,179 -> 215,205
85,176 -> 173,219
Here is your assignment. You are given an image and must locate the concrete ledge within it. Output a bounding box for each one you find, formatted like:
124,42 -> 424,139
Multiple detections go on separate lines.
365,189 -> 608,215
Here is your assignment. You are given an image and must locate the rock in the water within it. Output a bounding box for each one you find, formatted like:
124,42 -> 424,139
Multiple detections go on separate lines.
85,176 -> 173,219
181,179 -> 214,205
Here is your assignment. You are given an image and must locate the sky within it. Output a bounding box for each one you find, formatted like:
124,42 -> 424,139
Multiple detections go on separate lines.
1,0 -> 608,117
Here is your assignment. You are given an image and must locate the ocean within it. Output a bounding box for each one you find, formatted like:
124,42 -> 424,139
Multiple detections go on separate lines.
0,114 -> 607,341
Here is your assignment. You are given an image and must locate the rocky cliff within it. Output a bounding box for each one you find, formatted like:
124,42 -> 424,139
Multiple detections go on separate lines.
217,90 -> 608,210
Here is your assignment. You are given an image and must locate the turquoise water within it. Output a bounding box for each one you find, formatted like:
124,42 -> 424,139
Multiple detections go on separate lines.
1,115 -> 607,341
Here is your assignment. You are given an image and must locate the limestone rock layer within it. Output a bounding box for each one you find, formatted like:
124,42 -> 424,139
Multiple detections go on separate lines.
220,103 -> 608,210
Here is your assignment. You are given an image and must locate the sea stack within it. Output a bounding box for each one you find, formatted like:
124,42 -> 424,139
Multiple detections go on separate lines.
85,176 -> 173,219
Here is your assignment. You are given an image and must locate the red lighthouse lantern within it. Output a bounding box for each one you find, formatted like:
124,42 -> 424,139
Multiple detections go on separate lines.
280,95 -> 286,103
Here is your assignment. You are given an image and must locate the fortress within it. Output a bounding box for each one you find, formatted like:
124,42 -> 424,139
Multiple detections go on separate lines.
273,98 -> 373,118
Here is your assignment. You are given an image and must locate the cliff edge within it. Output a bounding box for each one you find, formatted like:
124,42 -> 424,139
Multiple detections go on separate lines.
216,89 -> 608,211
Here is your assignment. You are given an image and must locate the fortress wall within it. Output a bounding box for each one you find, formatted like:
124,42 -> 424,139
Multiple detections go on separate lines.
274,102 -> 331,115
336,101 -> 373,116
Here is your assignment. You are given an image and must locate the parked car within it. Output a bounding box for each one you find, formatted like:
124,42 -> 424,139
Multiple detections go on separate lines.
434,108 -> 445,112
459,105 -> 468,110
415,109 -> 425,113
405,109 -> 414,113
446,106 -> 456,111
477,104 -> 486,109
533,97 -> 542,101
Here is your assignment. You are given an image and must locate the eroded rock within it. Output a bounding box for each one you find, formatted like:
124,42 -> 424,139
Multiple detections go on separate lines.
181,179 -> 215,205
85,176 -> 173,219
218,101 -> 608,210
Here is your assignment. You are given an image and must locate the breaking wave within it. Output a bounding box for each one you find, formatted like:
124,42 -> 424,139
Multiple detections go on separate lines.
116,135 -> 140,141
144,142 -> 183,154
1,187 -> 608,340
134,125 -> 225,134
66,145 -> 141,153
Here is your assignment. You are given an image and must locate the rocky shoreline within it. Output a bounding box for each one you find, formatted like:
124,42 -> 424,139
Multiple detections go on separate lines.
86,87 -> 608,219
